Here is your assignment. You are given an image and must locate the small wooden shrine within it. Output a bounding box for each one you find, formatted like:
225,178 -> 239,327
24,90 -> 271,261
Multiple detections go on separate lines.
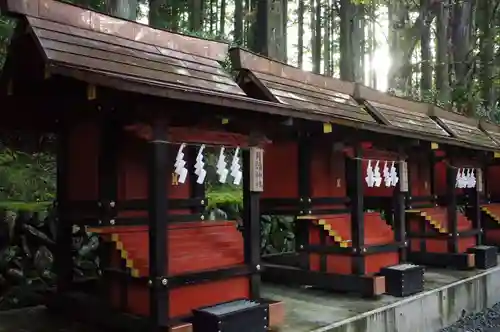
478,120 -> 500,247
411,106 -> 497,269
230,47 -> 499,297
230,47 -> 427,297
0,1 -> 323,331
355,87 -> 497,270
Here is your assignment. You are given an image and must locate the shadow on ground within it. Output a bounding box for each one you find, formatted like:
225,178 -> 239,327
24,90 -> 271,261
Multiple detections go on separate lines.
0,306 -> 100,332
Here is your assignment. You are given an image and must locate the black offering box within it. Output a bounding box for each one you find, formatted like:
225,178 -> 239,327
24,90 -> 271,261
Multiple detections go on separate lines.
192,299 -> 268,332
379,263 -> 425,297
467,245 -> 498,269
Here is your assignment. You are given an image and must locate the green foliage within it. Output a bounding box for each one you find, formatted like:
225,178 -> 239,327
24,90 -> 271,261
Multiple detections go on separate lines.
207,187 -> 295,255
260,215 -> 295,254
207,187 -> 242,220
0,14 -> 15,66
0,149 -> 56,203
207,188 -> 242,210
0,202 -> 51,212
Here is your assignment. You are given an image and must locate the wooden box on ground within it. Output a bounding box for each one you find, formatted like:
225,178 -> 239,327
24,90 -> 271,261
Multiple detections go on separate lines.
192,300 -> 268,332
379,264 -> 424,297
467,245 -> 498,269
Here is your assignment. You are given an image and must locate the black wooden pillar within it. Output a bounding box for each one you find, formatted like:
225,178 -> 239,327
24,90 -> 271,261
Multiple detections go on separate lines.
483,165 -> 489,203
54,120 -> 73,294
347,144 -> 365,275
446,164 -> 458,253
468,186 -> 482,245
188,146 -> 205,214
394,157 -> 407,262
242,148 -> 261,300
466,167 -> 482,245
148,121 -> 169,329
298,133 -> 312,216
296,133 -> 318,270
98,113 -> 119,306
429,151 -> 436,201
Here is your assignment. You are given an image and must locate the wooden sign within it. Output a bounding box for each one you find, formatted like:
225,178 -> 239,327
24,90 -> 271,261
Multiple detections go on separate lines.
249,147 -> 264,192
399,161 -> 409,192
477,168 -> 483,193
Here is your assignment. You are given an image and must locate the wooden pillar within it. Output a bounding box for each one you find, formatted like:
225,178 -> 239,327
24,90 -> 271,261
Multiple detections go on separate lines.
394,158 -> 408,262
98,113 -> 120,306
298,133 -> 312,215
446,164 -> 458,253
429,151 -> 436,200
242,147 -> 263,299
406,153 -> 426,253
148,121 -> 169,329
483,164 -> 489,202
297,133 -> 317,269
54,120 -> 73,294
468,168 -> 482,245
347,144 -> 365,275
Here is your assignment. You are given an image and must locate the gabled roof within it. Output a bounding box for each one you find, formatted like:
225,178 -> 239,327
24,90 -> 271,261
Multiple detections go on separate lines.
229,47 -> 499,151
0,0 -> 336,122
3,0 -> 243,94
479,119 -> 500,145
229,47 -> 377,124
428,106 -> 498,148
354,84 -> 450,138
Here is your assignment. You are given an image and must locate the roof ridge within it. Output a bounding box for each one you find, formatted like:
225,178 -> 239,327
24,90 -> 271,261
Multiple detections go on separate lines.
1,0 -> 229,62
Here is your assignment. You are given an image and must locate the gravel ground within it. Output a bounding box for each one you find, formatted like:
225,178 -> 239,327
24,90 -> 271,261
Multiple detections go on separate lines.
440,302 -> 500,332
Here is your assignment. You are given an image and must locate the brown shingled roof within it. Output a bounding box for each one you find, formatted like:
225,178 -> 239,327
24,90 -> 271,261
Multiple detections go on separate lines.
354,84 -> 450,138
0,0 -> 346,122
229,47 -> 377,124
428,106 -> 498,148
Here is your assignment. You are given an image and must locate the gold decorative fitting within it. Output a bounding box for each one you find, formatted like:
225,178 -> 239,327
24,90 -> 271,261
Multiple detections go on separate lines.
87,84 -> 97,100
171,172 -> 179,186
323,123 -> 332,134
221,118 -> 229,124
44,67 -> 51,79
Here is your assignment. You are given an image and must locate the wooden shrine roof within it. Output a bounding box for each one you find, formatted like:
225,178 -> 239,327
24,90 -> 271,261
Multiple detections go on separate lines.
0,0 -> 333,122
229,47 -> 377,124
478,119 -> 500,145
354,84 -> 450,138
428,106 -> 498,148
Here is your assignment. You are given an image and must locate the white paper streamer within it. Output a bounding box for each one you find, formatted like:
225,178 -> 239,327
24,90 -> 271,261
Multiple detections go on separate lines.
230,147 -> 242,185
174,143 -> 188,184
194,144 -> 206,184
365,160 -> 374,187
216,147 -> 229,184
